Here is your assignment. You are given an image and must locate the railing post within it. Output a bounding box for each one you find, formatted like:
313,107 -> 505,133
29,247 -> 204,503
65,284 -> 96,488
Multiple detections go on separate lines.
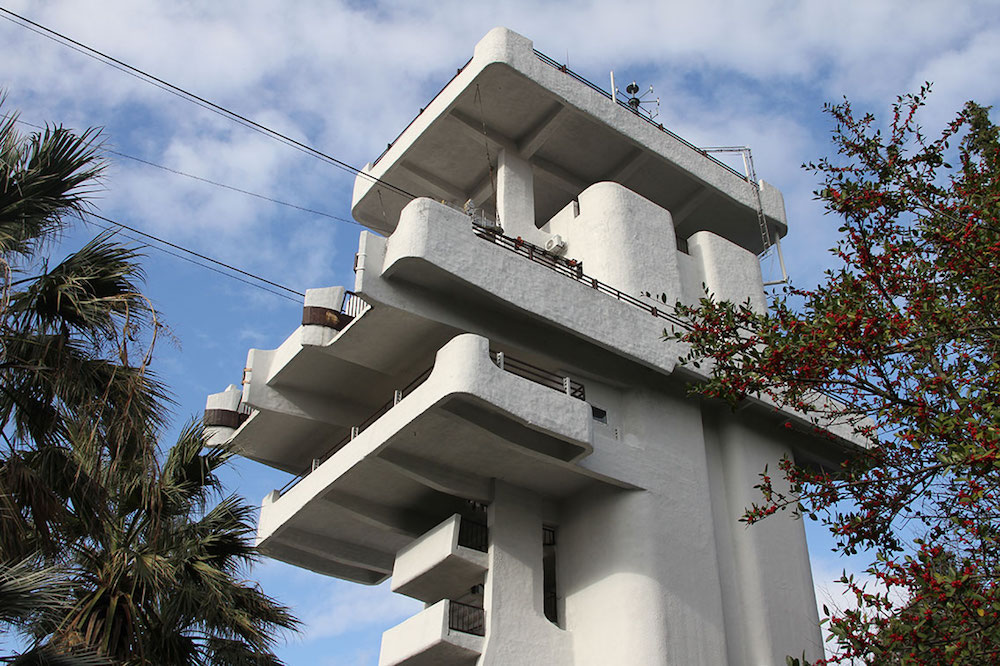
495,351 -> 504,370
350,426 -> 360,440
393,389 -> 403,405
576,262 -> 583,279
311,458 -> 320,471
563,376 -> 571,395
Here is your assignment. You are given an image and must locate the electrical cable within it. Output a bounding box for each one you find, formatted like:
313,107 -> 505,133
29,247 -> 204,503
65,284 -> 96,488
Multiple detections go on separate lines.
84,211 -> 305,299
89,219 -> 301,303
12,118 -> 362,228
0,7 -> 419,201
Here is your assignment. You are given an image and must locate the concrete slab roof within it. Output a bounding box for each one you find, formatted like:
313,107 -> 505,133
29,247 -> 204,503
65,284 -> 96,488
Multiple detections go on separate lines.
352,27 -> 787,254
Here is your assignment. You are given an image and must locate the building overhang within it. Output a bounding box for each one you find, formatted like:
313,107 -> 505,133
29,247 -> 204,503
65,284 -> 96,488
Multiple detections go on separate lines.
352,27 -> 787,254
255,334 -> 635,583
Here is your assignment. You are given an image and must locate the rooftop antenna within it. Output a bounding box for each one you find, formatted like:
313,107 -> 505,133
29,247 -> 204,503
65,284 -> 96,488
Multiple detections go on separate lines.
610,71 -> 660,121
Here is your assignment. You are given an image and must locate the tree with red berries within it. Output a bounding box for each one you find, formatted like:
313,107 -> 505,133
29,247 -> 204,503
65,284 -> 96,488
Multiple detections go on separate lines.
674,88 -> 1000,664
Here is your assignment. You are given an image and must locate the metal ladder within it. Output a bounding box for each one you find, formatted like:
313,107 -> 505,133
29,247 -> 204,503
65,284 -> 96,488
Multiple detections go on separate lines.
702,146 -> 788,285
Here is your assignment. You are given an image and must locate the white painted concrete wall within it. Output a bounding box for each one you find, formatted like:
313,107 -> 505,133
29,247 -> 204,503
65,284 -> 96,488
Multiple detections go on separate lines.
539,181 -> 681,305
559,387 -> 730,666
481,482 -> 572,665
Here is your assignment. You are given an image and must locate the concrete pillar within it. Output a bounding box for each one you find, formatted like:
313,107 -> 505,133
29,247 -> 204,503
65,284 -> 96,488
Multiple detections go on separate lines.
481,481 -> 570,665
496,149 -> 535,238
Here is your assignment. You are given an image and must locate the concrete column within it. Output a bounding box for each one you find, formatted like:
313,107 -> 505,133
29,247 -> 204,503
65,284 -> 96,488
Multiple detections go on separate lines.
481,481 -> 571,665
707,408 -> 824,664
496,149 -> 535,238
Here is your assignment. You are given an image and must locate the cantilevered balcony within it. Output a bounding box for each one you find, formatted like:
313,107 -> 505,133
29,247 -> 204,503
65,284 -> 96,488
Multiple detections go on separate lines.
378,599 -> 484,666
253,333 -> 635,583
357,196 -> 695,377
392,514 -> 488,604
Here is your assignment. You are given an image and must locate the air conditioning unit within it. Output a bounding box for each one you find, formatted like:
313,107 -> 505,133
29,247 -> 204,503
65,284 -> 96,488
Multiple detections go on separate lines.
545,234 -> 566,255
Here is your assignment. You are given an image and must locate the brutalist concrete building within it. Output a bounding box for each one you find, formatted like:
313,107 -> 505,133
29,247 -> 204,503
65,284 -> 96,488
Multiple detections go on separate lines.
206,27 -> 837,666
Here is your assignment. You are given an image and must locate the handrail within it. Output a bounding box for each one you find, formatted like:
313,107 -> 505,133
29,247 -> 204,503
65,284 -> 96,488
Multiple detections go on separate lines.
448,600 -> 486,636
473,226 -> 690,331
278,365 -> 432,495
533,49 -> 748,183
492,351 -> 585,401
472,227 -> 584,281
372,57 -> 474,168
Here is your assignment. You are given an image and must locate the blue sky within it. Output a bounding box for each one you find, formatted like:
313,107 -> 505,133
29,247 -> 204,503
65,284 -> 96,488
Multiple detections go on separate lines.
3,1 -> 1000,663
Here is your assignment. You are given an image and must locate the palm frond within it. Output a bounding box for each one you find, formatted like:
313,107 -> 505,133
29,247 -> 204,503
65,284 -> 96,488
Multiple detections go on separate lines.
0,108 -> 105,259
9,233 -> 150,346
0,557 -> 73,628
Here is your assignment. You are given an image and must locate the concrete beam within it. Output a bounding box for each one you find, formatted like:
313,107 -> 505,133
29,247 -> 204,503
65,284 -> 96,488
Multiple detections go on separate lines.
605,148 -> 646,182
517,103 -> 567,158
532,157 -> 588,195
398,160 -> 468,202
468,172 -> 495,207
449,109 -> 518,154
376,451 -> 492,503
672,186 -> 711,225
280,527 -> 395,574
322,491 -> 433,538
451,109 -> 589,197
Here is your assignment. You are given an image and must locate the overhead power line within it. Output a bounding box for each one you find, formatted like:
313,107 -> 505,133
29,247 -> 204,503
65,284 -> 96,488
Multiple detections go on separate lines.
13,118 -> 362,228
0,7 -> 418,201
108,150 -> 364,227
85,211 -> 305,301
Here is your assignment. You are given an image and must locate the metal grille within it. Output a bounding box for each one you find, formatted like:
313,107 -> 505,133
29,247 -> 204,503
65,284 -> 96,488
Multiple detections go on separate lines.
449,601 -> 486,637
457,519 -> 489,553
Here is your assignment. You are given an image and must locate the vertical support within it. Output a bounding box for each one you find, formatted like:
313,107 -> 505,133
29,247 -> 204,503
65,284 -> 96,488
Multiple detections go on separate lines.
562,376 -> 571,396
350,426 -> 360,440
311,458 -> 320,472
495,352 -> 504,371
496,149 -> 535,238
393,390 -> 403,405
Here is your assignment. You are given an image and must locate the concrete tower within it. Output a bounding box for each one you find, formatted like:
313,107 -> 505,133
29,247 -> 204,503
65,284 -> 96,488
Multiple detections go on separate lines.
206,27 -> 839,665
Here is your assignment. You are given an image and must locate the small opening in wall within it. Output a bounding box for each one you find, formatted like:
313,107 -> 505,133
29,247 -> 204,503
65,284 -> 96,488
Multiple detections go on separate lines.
676,235 -> 689,254
543,526 -> 558,625
591,405 -> 608,423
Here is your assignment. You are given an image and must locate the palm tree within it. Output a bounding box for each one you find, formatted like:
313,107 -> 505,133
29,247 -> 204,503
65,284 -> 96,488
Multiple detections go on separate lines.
0,103 -> 299,664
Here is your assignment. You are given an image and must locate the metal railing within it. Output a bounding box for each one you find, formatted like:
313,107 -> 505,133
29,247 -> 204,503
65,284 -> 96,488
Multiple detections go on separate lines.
532,49 -> 747,183
341,290 -> 371,319
448,601 -> 486,637
492,351 -> 585,401
278,366 -> 432,495
473,226 -> 585,280
457,519 -> 489,553
474,226 -> 690,331
372,58 -> 474,167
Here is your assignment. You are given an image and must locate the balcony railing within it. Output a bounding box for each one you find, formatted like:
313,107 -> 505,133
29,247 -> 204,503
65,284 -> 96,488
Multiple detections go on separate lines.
278,365 -> 432,495
533,49 -> 747,183
457,519 -> 489,553
474,226 -> 689,331
492,351 -> 585,401
448,601 -> 486,637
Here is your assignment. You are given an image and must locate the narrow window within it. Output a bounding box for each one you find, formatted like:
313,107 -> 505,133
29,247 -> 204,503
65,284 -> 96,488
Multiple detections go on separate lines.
591,405 -> 608,424
543,526 -> 558,624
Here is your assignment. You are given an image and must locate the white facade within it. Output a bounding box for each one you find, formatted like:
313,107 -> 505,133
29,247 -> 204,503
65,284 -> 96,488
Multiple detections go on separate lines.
206,27 -> 844,665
